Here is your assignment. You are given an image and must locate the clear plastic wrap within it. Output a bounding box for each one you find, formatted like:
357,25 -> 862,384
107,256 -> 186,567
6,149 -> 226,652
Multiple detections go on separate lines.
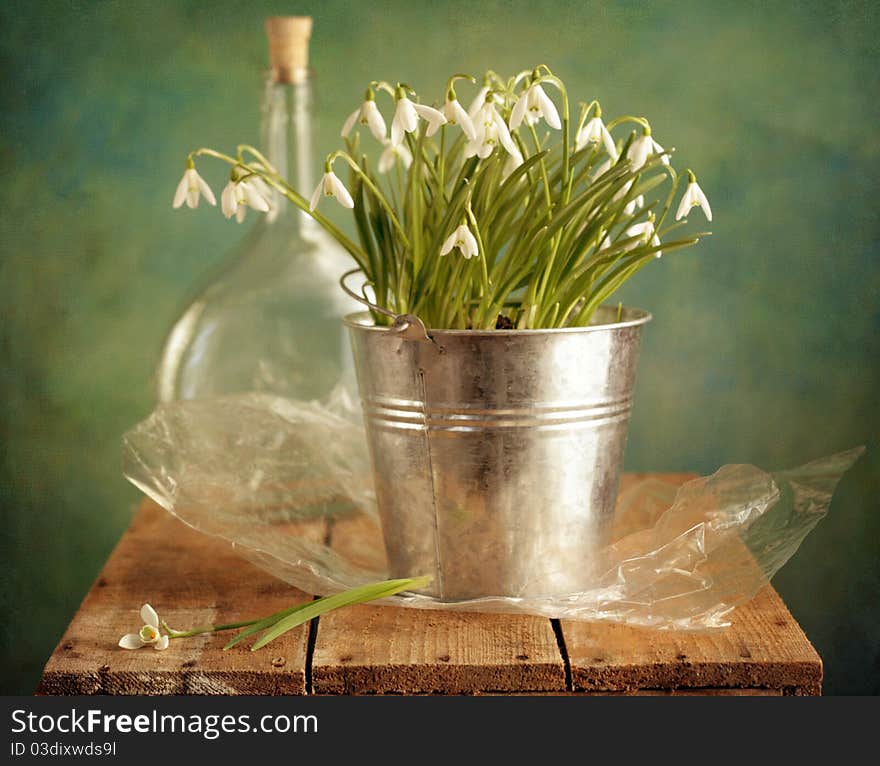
123,392 -> 863,630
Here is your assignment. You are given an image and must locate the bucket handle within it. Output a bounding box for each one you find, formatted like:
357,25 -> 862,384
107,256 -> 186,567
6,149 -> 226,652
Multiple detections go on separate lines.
340,269 -> 439,346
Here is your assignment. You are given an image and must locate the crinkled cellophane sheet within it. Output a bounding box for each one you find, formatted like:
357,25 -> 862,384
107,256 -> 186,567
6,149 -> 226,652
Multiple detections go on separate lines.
123,391 -> 862,630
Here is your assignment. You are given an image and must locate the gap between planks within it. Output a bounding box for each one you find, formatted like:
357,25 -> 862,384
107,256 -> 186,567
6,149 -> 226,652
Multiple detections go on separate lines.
309,511 -> 569,695
37,472 -> 822,696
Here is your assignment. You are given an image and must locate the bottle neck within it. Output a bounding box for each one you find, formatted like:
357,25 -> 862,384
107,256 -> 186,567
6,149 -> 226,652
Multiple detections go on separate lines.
261,73 -> 316,232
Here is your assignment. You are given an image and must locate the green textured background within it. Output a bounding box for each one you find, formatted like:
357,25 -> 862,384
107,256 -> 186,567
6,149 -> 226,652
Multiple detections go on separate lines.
1,0 -> 878,695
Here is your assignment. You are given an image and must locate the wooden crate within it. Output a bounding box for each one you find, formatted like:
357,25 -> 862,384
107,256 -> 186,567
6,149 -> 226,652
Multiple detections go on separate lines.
38,475 -> 821,696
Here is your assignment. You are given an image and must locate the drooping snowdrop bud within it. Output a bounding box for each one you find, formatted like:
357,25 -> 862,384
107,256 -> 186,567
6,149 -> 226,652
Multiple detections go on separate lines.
675,170 -> 712,221
627,127 -> 670,170
172,161 -> 216,209
378,139 -> 413,174
413,103 -> 447,137
221,176 -> 271,223
440,222 -> 479,259
624,215 -> 662,258
232,164 -> 272,207
624,195 -> 644,216
576,112 -> 618,160
309,166 -> 354,211
341,92 -> 387,141
465,99 -> 519,160
439,98 -> 477,141
467,83 -> 491,119
390,88 -> 447,146
390,95 -> 418,146
509,82 -> 561,131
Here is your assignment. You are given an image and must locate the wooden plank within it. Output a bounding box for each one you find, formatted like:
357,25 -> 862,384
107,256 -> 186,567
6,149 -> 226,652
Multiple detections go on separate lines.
312,606 -> 567,694
311,473 -> 698,694
38,500 -> 323,695
312,512 -> 566,694
482,687 -> 783,696
561,586 -> 822,695
563,472 -> 822,695
38,473 -> 823,696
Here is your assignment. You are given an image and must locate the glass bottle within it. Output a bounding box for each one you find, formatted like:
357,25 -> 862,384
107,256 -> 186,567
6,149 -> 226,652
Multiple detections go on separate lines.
156,17 -> 360,404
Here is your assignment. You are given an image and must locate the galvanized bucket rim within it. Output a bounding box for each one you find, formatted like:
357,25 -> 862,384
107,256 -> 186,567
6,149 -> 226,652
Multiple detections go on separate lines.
343,305 -> 652,336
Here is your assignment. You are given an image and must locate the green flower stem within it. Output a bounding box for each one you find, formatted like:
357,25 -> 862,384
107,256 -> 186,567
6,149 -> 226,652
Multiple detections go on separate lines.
182,68 -> 710,329
408,131 -> 427,285
189,148 -> 367,270
605,115 -> 651,132
527,124 -> 553,217
655,164 -> 681,229
465,201 -> 491,325
160,576 -> 431,651
331,151 -> 411,248
257,173 -> 369,272
163,618 -> 260,640
575,100 -> 599,137
236,144 -> 277,173
536,74 -> 571,202
438,125 -> 446,192
189,148 -> 238,166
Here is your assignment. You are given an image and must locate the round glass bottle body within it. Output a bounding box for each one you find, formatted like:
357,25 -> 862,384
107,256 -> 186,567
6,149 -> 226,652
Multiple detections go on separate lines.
157,75 -> 360,403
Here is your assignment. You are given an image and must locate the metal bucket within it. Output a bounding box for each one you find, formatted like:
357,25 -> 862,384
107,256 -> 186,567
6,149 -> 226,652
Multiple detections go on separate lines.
344,306 -> 651,600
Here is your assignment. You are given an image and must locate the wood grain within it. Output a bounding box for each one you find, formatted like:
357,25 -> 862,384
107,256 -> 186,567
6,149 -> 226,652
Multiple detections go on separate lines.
561,586 -> 821,695
38,474 -> 823,695
311,511 -> 567,694
312,605 -> 566,694
561,473 -> 822,695
312,606 -> 567,694
38,501 -> 323,695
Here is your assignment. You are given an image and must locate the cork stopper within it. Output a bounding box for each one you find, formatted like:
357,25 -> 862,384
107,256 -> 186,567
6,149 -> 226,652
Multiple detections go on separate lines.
265,16 -> 312,84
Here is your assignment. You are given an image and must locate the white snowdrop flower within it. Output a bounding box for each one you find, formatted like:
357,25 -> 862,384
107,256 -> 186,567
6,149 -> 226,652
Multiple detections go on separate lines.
439,98 -> 476,141
378,139 -> 413,174
624,218 -> 663,258
118,604 -> 170,651
391,95 -> 446,146
675,171 -> 712,221
232,164 -> 272,207
221,178 -> 271,223
502,148 -> 525,180
465,101 -> 519,159
591,156 -> 637,207
440,222 -> 479,259
309,170 -> 354,211
172,165 -> 216,209
341,97 -> 387,141
467,85 -> 491,119
624,195 -> 644,216
509,82 -> 561,131
628,131 -> 670,170
576,116 -> 618,159
390,96 -> 418,146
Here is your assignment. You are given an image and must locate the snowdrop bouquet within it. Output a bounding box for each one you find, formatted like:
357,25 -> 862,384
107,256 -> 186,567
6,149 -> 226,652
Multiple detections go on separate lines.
175,66 -> 712,329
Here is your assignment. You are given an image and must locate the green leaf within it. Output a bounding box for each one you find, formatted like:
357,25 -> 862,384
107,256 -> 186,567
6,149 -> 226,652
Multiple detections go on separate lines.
222,601 -> 316,650
249,576 -> 432,651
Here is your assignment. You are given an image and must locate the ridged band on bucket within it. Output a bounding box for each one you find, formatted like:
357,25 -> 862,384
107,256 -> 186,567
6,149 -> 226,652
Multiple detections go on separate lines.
362,395 -> 634,432
345,305 -> 652,600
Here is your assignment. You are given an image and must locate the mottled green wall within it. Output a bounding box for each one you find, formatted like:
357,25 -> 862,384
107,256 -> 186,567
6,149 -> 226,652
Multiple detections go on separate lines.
1,0 -> 877,694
